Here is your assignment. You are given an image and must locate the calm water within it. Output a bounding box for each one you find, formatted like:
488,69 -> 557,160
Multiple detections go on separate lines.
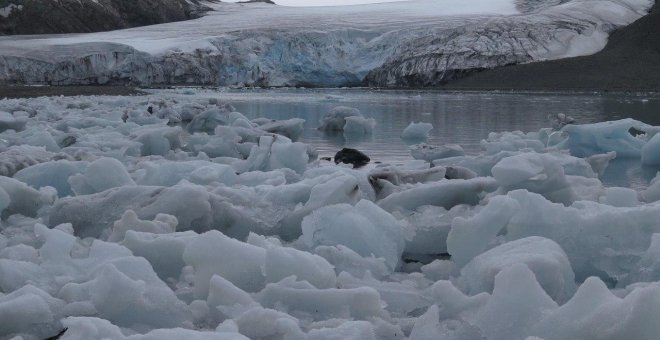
175,88 -> 660,188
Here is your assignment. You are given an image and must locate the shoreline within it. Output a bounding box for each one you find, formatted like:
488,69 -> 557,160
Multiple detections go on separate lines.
2,85 -> 660,100
0,85 -> 147,99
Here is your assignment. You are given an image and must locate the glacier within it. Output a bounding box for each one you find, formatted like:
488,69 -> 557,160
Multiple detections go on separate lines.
0,0 -> 653,87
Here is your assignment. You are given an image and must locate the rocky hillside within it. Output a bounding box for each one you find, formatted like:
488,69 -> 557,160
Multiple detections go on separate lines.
441,1 -> 660,90
0,0 -> 215,35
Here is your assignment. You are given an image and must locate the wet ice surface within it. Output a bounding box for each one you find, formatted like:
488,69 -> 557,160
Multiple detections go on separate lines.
1,88 -> 660,339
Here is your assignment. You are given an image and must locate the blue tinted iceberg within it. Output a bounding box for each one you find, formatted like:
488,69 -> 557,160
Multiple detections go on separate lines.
301,199 -> 405,271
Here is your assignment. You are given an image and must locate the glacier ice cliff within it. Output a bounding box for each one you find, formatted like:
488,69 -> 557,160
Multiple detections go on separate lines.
0,0 -> 653,87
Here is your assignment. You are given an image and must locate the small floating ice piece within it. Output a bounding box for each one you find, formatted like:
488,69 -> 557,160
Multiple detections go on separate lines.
237,135 -> 309,174
68,157 -> 136,196
643,172 -> 660,203
258,118 -> 305,141
256,278 -> 384,321
586,151 -> 616,177
368,165 -> 447,199
409,304 -> 484,340
314,245 -> 390,280
264,246 -> 337,289
13,160 -> 88,197
0,111 -> 27,132
187,107 -> 230,133
601,187 -> 639,207
318,106 -> 363,132
0,175 -> 53,219
0,145 -> 58,177
410,143 -> 465,161
233,305 -> 303,339
460,236 -> 576,304
50,184 -> 224,238
481,131 -> 545,154
397,204 -> 470,257
378,177 -> 498,213
279,174 -> 361,240
532,277 -> 660,340
474,264 -> 558,340
492,153 -> 577,205
301,199 -> 405,271
132,126 -> 184,156
0,285 -> 65,339
401,122 -> 433,141
337,271 -> 432,316
207,274 -> 257,322
343,116 -> 376,136
122,230 -> 197,282
183,231 -> 266,297
617,233 -> 660,286
561,119 -> 649,158
108,210 -> 177,243
307,321 -> 376,340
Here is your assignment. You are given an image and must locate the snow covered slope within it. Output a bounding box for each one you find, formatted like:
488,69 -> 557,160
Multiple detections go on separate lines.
0,0 -> 653,87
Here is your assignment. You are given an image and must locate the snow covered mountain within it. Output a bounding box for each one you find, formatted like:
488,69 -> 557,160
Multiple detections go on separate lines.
0,0 -> 214,35
0,0 -> 653,87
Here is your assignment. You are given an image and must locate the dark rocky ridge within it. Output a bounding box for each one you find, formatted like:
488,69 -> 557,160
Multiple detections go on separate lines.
439,1 -> 660,91
0,0 -> 215,35
0,85 -> 145,98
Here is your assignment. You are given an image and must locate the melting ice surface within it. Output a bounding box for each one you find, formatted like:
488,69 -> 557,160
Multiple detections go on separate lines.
1,88 -> 660,339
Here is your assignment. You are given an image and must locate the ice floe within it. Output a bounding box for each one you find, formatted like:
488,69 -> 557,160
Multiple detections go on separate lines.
0,91 -> 657,339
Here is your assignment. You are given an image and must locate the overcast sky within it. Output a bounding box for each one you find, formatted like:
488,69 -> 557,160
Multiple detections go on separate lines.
222,0 -> 407,6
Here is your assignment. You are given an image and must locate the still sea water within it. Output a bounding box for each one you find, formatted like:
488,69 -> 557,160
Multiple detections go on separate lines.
174,88 -> 660,189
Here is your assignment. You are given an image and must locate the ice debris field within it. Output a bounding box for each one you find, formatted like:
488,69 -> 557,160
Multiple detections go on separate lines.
0,91 -> 660,340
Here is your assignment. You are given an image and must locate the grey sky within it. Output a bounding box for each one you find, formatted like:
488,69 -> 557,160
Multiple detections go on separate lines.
223,0 -> 406,6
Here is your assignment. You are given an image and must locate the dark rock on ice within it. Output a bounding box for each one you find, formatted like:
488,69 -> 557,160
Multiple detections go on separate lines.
628,127 -> 646,137
45,328 -> 68,340
59,135 -> 77,148
334,148 -> 370,168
